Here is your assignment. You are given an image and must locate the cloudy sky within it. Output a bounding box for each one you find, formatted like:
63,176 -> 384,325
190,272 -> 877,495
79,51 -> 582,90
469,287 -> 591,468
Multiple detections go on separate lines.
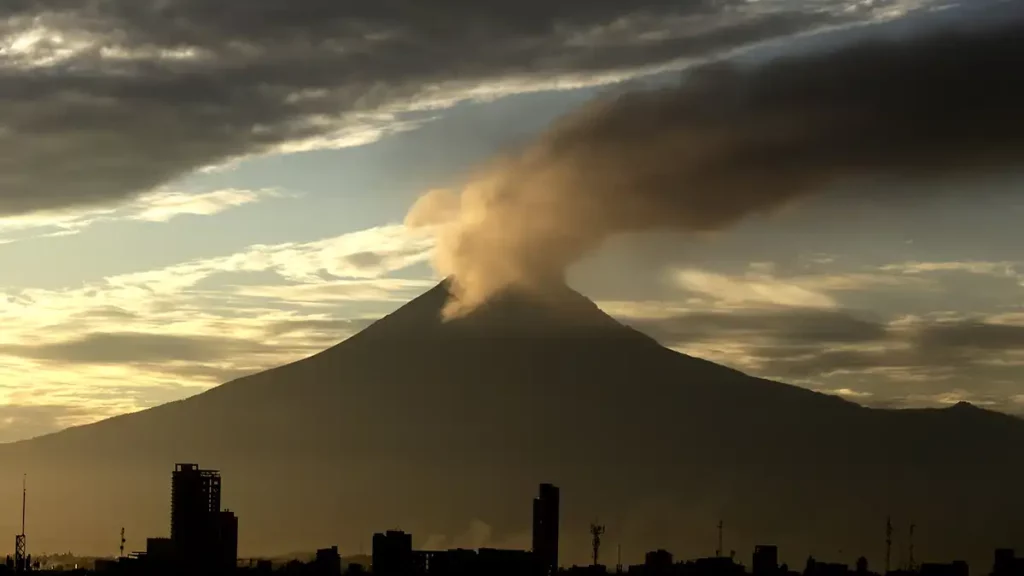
1,0 -> 1022,442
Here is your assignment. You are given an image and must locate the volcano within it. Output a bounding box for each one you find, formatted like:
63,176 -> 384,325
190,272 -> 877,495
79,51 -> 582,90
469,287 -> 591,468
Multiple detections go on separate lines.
1,280 -> 1023,567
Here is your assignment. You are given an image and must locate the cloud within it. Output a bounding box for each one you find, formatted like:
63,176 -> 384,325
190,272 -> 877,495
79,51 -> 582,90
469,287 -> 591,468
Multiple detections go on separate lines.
666,265 -> 929,310
0,223 -> 437,442
230,279 -> 437,306
0,404 -> 101,443
609,292 -> 1024,413
263,318 -> 378,339
0,332 -> 269,365
598,266 -> 1024,409
131,189 -> 282,222
914,321 -> 1024,352
0,0 -> 930,217
407,11 -> 1024,318
880,260 -> 1020,277
76,223 -> 435,296
628,308 -> 889,346
674,269 -> 838,308
0,188 -> 281,242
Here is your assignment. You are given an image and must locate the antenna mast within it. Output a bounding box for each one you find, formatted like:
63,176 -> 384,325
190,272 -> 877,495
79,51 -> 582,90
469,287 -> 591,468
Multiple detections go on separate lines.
716,520 -> 724,558
885,516 -> 892,575
908,523 -> 916,571
14,475 -> 26,573
120,527 -> 126,558
590,523 -> 605,567
617,544 -> 623,574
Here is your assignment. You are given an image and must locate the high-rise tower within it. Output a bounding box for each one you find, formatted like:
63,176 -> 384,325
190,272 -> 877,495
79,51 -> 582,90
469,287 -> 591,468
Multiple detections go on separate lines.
170,463 -> 224,568
532,483 -> 560,576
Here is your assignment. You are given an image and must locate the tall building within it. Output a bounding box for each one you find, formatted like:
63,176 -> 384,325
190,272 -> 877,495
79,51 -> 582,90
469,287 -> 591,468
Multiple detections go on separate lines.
532,483 -> 560,576
314,546 -> 342,575
646,549 -> 675,574
218,510 -> 238,570
169,463 -> 233,569
753,545 -> 779,576
373,530 -> 413,576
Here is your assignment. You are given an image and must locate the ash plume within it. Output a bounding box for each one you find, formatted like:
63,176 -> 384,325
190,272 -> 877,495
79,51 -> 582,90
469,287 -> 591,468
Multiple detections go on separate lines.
406,18 -> 1024,319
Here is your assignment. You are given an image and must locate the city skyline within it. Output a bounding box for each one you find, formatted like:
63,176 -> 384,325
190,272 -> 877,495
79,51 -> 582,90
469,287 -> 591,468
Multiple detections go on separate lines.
7,473 -> 1024,576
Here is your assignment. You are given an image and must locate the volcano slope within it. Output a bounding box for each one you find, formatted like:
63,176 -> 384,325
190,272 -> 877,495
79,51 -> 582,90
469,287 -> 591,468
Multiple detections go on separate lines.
1,279 -> 1022,567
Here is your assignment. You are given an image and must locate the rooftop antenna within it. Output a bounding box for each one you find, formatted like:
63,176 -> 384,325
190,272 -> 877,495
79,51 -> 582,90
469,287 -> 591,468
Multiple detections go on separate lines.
617,544 -> 623,574
716,520 -> 724,558
120,527 -> 125,559
590,523 -> 605,567
908,523 -> 916,571
885,516 -> 893,575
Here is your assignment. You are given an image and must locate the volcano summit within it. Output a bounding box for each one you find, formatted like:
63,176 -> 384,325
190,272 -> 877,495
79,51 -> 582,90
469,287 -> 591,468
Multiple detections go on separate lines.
1,280 -> 1022,566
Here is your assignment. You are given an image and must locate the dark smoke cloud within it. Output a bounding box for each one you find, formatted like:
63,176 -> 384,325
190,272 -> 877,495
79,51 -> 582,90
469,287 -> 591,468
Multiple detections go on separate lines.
407,16 -> 1024,317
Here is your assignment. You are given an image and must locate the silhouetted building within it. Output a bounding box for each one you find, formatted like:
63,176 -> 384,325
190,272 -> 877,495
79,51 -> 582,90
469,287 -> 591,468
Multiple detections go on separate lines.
416,548 -> 476,576
219,510 -> 238,569
533,483 -> 560,576
993,550 -> 1024,576
313,546 -> 342,575
167,463 -> 238,571
921,561 -> 969,576
804,558 -> 849,576
754,546 -> 779,576
146,537 -> 175,563
478,548 -> 535,576
373,530 -> 413,576
646,550 -> 673,568
643,550 -> 674,576
691,556 -> 745,576
93,558 -> 119,573
411,547 -> 534,576
171,463 -> 221,566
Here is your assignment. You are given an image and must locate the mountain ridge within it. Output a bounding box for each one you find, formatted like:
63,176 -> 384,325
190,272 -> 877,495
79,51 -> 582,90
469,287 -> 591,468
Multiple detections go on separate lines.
1,280 -> 1022,567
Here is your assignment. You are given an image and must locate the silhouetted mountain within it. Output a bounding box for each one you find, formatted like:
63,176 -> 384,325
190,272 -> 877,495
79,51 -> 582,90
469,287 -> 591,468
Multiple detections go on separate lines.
1,280 -> 1022,568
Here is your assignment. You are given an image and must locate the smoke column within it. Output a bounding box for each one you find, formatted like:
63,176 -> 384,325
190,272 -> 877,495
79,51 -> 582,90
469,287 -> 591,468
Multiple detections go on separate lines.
406,16 -> 1024,319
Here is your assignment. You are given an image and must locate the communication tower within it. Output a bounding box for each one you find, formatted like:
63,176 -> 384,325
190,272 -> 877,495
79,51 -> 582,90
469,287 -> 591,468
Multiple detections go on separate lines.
13,475 -> 26,573
590,523 -> 605,567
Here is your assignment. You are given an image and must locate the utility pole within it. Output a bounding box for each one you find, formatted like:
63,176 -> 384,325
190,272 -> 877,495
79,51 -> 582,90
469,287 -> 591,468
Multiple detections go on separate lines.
885,516 -> 893,575
908,523 -> 916,571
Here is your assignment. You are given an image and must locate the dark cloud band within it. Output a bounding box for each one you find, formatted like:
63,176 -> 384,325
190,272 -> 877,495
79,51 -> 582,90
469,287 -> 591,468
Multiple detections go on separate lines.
0,0 -> 904,216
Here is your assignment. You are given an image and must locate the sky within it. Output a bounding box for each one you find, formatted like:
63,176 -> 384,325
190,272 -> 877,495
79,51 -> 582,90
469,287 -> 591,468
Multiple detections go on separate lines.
1,0 -> 1023,442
